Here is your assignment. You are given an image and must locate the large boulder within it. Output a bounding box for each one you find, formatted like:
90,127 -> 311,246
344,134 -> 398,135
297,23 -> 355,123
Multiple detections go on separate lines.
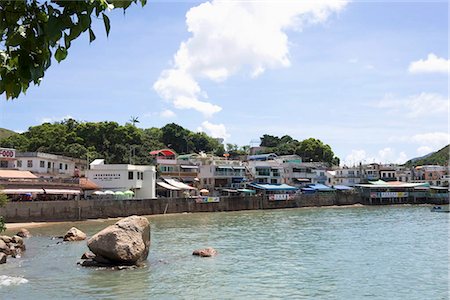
0,239 -> 9,255
86,216 -> 150,265
16,228 -> 31,238
63,227 -> 86,242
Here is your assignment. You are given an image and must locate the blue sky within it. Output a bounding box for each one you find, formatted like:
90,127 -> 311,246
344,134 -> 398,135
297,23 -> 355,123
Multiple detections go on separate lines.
1,0 -> 448,165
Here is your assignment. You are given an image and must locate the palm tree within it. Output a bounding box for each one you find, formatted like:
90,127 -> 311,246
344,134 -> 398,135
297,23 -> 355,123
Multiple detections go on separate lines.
129,116 -> 140,127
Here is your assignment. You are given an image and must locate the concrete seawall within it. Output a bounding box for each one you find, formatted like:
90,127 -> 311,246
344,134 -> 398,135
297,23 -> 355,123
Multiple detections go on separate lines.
0,192 -> 446,222
1,193 -> 361,222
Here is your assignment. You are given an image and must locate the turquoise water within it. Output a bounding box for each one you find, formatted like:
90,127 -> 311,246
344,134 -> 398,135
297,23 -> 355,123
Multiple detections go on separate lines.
1,206 -> 448,299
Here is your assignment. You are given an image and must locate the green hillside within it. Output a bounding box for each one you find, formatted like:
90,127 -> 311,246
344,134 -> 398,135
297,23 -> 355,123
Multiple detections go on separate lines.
405,145 -> 449,166
0,128 -> 17,140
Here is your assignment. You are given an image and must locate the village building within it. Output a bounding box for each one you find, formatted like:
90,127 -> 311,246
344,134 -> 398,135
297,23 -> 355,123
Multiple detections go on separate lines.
86,159 -> 156,199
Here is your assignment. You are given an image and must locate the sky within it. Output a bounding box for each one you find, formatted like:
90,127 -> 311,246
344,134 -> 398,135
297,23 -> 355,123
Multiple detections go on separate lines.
0,0 -> 448,166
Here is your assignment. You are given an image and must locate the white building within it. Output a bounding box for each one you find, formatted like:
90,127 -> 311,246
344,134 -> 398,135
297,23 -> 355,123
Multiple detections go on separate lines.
327,167 -> 361,186
15,152 -> 87,178
87,159 -> 156,199
0,147 -> 16,169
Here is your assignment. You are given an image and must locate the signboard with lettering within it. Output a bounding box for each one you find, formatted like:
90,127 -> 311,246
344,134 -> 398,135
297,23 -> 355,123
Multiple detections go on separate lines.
0,148 -> 15,159
269,194 -> 295,201
370,192 -> 409,198
195,196 -> 220,203
92,173 -> 121,182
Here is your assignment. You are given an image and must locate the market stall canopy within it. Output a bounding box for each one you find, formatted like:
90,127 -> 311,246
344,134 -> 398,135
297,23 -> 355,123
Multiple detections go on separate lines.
123,190 -> 135,195
237,189 -> 256,194
332,185 -> 354,191
307,184 -> 335,191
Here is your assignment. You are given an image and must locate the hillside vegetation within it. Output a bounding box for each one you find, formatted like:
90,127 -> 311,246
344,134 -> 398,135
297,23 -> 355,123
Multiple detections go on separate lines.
0,128 -> 17,140
404,145 -> 449,166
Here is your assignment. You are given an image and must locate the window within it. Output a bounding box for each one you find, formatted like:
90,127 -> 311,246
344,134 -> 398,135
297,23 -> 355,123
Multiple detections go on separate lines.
141,172 -> 144,180
0,160 -> 7,168
59,163 -> 62,170
47,162 -> 51,168
17,160 -> 22,168
271,179 -> 278,184
65,164 -> 68,170
40,161 -> 45,168
128,171 -> 134,180
27,160 -> 33,168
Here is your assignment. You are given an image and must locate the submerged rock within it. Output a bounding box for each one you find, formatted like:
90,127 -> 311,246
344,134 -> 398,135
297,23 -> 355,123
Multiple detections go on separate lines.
63,227 -> 87,242
192,247 -> 217,257
16,229 -> 31,238
81,251 -> 96,260
84,215 -> 150,266
0,253 -> 6,264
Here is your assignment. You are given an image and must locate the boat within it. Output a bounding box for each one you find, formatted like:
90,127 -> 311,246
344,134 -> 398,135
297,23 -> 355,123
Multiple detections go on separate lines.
430,205 -> 450,213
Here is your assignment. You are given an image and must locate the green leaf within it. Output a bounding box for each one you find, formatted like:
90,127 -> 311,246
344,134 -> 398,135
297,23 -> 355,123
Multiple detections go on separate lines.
102,13 -> 110,37
55,47 -> 68,63
89,28 -> 96,43
64,33 -> 71,48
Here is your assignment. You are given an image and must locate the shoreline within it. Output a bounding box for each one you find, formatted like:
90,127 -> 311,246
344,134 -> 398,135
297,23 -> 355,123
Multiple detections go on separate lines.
4,203 -> 434,231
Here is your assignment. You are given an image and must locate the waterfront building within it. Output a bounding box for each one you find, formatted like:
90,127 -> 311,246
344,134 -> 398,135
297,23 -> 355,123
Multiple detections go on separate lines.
86,159 -> 156,199
246,155 -> 283,185
196,155 -> 247,193
0,147 -> 16,169
326,166 -> 361,186
412,165 -> 448,186
14,151 -> 87,178
150,149 -> 200,184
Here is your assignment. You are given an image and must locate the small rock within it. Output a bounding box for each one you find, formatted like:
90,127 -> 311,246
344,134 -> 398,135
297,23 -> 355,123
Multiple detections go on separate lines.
192,247 -> 217,257
9,246 -> 17,258
0,240 -> 10,255
81,251 -> 96,260
0,235 -> 12,243
0,252 -> 6,264
63,227 -> 87,242
12,235 -> 23,245
16,228 -> 31,238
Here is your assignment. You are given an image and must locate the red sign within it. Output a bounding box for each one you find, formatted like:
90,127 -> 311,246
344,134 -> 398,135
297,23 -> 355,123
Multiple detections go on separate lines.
0,148 -> 15,158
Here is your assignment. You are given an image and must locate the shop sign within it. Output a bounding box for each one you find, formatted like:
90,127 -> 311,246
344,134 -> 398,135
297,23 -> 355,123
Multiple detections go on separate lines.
0,148 -> 15,158
269,194 -> 295,201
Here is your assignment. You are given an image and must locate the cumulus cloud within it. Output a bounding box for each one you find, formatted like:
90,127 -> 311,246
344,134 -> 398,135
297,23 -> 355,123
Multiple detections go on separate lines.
153,0 -> 348,116
160,109 -> 176,118
198,121 -> 230,140
375,92 -> 448,118
408,53 -> 449,74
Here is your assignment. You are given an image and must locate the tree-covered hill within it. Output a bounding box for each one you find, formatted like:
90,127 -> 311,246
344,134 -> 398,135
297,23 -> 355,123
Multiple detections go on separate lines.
0,120 -> 224,164
404,145 -> 449,166
0,128 -> 17,140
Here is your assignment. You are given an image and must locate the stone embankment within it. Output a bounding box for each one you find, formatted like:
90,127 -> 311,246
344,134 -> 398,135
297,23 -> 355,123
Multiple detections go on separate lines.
0,229 -> 28,264
79,215 -> 151,268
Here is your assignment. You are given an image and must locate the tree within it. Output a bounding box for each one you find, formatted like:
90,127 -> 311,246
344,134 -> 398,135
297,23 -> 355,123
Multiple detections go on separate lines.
129,116 -> 140,126
295,138 -> 338,165
260,134 -> 280,147
0,0 -> 146,99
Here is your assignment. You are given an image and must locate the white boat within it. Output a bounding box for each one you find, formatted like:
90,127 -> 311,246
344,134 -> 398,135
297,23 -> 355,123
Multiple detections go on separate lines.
430,205 -> 450,213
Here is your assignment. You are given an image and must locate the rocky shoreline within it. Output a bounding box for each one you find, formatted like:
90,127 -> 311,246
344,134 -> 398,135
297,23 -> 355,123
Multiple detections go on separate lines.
0,228 -> 30,265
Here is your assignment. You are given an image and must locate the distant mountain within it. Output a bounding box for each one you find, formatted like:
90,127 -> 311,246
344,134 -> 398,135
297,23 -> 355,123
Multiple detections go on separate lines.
404,144 -> 449,166
0,128 -> 17,140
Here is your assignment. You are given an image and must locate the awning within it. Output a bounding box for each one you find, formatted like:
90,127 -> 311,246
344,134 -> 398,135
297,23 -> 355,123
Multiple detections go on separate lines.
222,189 -> 238,193
164,178 -> 197,190
157,182 -> 180,191
332,185 -> 354,191
180,165 -> 199,169
237,188 -> 256,194
248,183 -> 298,191
0,170 -> 37,179
307,184 -> 335,191
232,166 -> 245,170
295,178 -> 311,182
216,165 -> 233,169
2,188 -> 80,194
149,149 -> 176,157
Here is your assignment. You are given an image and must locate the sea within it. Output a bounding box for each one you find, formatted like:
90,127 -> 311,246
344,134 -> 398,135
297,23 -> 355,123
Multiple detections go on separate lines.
1,205 -> 448,299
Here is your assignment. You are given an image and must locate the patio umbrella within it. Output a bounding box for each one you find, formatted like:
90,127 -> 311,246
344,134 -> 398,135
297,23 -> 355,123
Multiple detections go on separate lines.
104,190 -> 115,195
123,190 -> 134,195
93,191 -> 104,195
200,189 -> 209,194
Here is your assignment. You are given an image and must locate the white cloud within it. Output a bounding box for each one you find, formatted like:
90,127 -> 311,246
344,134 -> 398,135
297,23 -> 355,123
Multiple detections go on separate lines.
348,58 -> 358,64
154,0 -> 348,116
39,115 -> 73,124
160,109 -> 176,118
416,146 -> 433,156
411,132 -> 450,148
198,121 -> 230,140
408,53 -> 449,74
375,92 -> 448,118
343,147 -> 409,166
